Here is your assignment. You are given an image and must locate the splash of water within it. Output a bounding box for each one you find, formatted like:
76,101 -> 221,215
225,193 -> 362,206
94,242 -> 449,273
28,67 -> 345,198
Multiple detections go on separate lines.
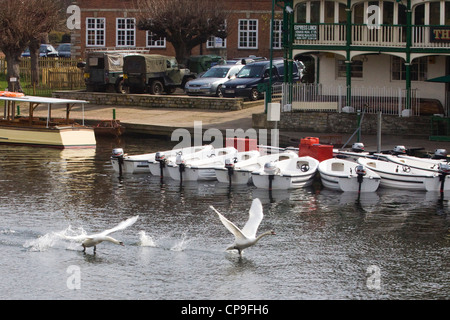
138,230 -> 156,247
23,225 -> 87,252
170,232 -> 191,252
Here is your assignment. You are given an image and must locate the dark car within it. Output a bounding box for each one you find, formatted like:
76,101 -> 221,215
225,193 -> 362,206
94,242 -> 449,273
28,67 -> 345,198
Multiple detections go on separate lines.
56,43 -> 71,58
222,60 -> 301,101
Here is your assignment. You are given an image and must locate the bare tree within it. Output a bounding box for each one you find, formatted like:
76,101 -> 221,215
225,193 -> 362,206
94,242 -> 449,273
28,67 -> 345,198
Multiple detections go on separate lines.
0,0 -> 61,92
135,0 -> 228,64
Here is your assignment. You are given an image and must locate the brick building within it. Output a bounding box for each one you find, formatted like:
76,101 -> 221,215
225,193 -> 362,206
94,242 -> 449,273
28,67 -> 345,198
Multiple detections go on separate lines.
70,0 -> 285,61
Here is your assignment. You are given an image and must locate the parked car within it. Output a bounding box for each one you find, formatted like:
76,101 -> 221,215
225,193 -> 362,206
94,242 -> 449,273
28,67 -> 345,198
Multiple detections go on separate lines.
222,59 -> 301,101
56,43 -> 71,58
83,51 -> 127,93
184,64 -> 244,97
186,55 -> 224,75
123,54 -> 196,94
21,44 -> 59,58
225,56 -> 267,65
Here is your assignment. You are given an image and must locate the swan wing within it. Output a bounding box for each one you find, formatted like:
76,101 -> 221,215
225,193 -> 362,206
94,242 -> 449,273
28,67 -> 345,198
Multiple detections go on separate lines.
99,216 -> 139,236
210,206 -> 247,241
241,198 -> 263,239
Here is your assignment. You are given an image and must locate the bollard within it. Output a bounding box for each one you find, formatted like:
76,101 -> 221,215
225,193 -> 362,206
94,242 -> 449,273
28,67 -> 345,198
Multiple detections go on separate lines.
113,108 -> 116,120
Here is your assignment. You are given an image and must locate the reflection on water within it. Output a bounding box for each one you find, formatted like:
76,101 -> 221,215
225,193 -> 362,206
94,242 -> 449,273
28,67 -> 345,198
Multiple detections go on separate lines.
0,135 -> 448,300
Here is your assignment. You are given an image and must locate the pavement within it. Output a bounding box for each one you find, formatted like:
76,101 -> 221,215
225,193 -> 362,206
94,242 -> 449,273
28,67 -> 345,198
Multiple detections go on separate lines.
31,101 -> 450,154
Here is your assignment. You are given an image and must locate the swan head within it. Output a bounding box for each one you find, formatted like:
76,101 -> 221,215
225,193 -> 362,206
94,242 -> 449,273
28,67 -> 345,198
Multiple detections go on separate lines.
119,241 -> 124,246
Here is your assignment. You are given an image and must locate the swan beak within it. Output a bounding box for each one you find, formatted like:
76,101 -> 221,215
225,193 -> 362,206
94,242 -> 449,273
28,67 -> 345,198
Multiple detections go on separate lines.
271,231 -> 276,235
119,242 -> 124,246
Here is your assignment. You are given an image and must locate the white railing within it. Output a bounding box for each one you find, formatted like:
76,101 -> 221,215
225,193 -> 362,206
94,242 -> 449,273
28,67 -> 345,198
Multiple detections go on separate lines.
293,23 -> 450,49
273,83 -> 421,116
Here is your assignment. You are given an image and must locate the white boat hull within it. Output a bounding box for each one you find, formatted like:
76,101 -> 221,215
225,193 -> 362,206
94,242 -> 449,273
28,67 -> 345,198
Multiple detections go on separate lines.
251,155 -> 319,190
0,125 -> 96,149
358,158 -> 435,190
215,168 -> 252,185
318,158 -> 381,192
111,155 -> 153,174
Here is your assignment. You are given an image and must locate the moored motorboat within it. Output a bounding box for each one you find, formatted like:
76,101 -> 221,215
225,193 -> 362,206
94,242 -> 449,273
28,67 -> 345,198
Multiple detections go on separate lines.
214,150 -> 264,185
111,144 -> 214,175
148,145 -> 214,177
318,158 -> 381,192
251,152 -> 319,190
357,157 -> 435,190
167,147 -> 238,181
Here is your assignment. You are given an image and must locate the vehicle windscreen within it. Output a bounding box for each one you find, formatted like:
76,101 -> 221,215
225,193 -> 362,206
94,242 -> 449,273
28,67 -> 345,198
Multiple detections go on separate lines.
236,64 -> 265,78
202,67 -> 230,78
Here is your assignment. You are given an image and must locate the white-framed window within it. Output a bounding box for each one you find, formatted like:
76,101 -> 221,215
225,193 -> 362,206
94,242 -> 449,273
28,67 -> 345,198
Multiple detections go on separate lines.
238,19 -> 258,49
207,36 -> 227,49
116,18 -> 136,47
146,31 -> 166,48
272,19 -> 283,49
86,17 -> 105,47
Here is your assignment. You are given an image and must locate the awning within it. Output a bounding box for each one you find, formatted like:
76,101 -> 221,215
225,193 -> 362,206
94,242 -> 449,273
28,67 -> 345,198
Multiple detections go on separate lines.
426,75 -> 450,83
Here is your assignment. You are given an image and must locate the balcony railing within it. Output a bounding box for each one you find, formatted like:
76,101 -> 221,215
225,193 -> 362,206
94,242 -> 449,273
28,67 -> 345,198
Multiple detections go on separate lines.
293,23 -> 450,49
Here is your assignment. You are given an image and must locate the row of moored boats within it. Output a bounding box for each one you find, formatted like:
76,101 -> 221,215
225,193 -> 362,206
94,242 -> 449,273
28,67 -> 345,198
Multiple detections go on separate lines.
110,140 -> 450,193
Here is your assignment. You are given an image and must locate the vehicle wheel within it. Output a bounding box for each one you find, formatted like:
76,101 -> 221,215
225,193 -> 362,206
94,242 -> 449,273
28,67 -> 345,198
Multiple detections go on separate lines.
149,80 -> 164,95
249,88 -> 259,101
115,79 -> 126,94
216,85 -> 223,98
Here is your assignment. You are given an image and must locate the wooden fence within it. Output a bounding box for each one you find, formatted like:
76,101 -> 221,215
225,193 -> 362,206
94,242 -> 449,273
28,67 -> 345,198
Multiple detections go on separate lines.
0,57 -> 85,96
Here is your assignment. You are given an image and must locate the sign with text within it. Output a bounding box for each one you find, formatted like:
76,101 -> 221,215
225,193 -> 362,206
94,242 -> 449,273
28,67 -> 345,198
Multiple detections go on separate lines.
294,25 -> 318,40
430,27 -> 450,42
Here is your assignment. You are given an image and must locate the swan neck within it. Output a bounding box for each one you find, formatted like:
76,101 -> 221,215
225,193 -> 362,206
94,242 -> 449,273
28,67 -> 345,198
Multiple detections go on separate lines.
256,231 -> 274,242
105,236 -> 121,245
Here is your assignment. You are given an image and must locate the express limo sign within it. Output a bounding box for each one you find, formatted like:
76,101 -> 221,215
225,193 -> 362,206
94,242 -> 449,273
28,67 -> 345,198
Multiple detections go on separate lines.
430,27 -> 450,42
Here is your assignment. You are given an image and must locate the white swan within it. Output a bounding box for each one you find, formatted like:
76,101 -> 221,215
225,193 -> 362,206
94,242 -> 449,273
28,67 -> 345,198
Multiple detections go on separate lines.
210,198 -> 275,256
66,216 -> 139,254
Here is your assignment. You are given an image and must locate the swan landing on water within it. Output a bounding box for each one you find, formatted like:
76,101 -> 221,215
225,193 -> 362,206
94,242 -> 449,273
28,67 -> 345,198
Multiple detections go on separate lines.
66,216 -> 139,254
210,198 -> 275,256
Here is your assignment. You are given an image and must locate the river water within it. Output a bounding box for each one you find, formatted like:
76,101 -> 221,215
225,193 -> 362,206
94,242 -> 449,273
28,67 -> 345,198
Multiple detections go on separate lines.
0,135 -> 448,301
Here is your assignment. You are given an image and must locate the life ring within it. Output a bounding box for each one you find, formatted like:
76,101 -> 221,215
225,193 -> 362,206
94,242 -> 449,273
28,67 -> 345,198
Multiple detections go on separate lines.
0,91 -> 25,98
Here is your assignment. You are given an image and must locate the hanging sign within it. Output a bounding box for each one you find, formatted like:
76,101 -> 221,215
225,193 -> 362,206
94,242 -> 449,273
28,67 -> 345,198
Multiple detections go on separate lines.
294,25 -> 318,40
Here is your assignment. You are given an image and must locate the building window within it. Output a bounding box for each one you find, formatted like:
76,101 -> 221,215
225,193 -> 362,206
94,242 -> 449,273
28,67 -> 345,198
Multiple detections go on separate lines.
238,19 -> 258,49
392,57 -> 427,81
116,18 -> 135,47
337,60 -> 363,78
86,18 -> 105,47
146,32 -> 166,48
207,36 -> 227,48
272,19 -> 283,49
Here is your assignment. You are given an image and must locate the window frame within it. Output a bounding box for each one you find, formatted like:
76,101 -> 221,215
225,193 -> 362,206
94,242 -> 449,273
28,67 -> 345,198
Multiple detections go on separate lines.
116,17 -> 136,47
238,19 -> 258,49
86,17 -> 106,47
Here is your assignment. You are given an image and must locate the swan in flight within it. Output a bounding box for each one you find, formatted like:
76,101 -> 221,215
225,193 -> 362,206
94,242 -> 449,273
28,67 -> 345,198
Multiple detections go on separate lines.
210,198 -> 275,256
66,216 -> 139,254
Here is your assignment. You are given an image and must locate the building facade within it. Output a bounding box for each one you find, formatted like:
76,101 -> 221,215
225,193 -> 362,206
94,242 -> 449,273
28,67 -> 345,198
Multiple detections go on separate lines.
290,0 -> 450,113
70,0 -> 284,61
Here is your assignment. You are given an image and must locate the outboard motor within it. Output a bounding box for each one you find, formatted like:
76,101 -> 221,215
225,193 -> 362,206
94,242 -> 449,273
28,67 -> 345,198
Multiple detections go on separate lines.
264,162 -> 278,191
433,149 -> 448,160
438,163 -> 450,193
355,165 -> 366,192
352,142 -> 365,153
155,152 -> 167,177
111,148 -> 125,176
225,158 -> 235,185
176,154 -> 186,182
392,145 -> 406,155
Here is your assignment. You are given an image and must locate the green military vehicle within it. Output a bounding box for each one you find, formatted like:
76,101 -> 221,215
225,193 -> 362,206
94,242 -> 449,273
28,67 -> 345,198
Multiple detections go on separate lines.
123,54 -> 196,94
83,51 -> 128,94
